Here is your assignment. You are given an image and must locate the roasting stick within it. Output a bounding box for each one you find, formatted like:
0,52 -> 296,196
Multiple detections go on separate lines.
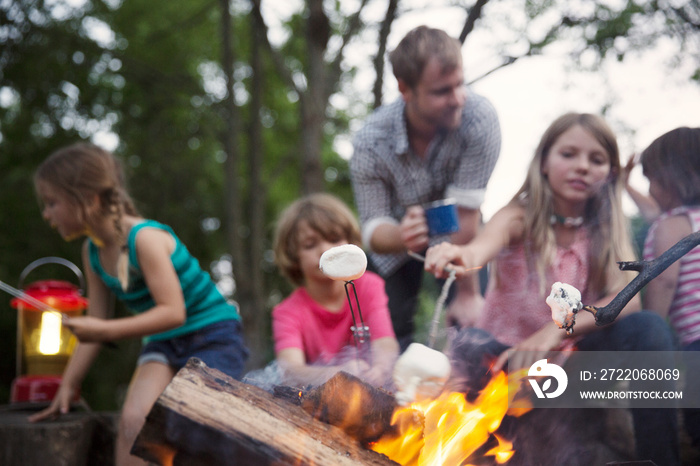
407,251 -> 481,348
427,269 -> 456,348
407,251 -> 455,348
0,277 -> 118,349
0,278 -> 67,320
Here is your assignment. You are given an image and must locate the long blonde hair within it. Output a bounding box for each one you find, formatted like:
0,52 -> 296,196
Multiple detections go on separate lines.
35,143 -> 140,290
509,113 -> 635,299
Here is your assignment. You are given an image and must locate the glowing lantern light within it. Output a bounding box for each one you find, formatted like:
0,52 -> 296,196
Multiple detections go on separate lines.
10,257 -> 87,403
38,311 -> 62,355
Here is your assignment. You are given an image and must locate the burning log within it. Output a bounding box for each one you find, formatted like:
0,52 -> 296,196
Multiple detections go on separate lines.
131,358 -> 398,466
583,230 -> 700,326
300,371 -> 398,445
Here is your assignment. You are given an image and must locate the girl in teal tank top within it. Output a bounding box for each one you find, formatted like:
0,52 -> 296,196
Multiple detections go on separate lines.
32,142 -> 248,465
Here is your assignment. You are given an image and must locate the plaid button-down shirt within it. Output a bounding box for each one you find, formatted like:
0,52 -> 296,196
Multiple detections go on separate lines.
350,89 -> 501,276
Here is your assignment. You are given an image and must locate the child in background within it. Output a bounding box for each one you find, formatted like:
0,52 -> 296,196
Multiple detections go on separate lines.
425,113 -> 678,466
621,154 -> 662,223
638,127 -> 700,450
29,143 -> 248,466
272,193 -> 399,388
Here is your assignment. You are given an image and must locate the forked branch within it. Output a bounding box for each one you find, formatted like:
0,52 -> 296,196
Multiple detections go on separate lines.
582,231 -> 700,326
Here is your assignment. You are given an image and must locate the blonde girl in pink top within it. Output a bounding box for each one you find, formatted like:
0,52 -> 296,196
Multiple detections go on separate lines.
425,113 -> 678,466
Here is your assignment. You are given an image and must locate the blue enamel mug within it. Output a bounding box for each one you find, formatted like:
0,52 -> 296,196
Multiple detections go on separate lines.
424,199 -> 459,236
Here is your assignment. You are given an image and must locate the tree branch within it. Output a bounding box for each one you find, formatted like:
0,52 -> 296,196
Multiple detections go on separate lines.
459,0 -> 489,44
249,0 -> 300,95
326,0 -> 371,101
582,231 -> 700,326
371,0 -> 398,109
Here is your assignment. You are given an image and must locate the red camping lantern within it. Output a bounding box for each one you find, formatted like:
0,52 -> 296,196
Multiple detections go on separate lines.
10,257 -> 88,403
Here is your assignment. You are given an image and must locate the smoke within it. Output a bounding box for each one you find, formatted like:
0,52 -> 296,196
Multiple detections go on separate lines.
445,327 -> 509,399
241,360 -> 284,392
242,345 -> 385,392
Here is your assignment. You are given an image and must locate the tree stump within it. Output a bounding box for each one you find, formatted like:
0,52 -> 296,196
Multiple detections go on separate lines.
0,405 -> 117,466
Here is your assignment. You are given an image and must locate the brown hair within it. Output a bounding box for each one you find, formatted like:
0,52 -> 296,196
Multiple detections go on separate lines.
509,113 -> 635,298
389,26 -> 462,89
273,193 -> 362,287
34,143 -> 140,289
641,127 -> 700,206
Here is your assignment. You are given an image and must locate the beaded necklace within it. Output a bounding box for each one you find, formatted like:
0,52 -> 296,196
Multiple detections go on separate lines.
550,213 -> 584,228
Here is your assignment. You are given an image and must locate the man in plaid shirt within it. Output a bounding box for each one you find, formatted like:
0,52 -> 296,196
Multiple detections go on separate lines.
350,26 -> 501,351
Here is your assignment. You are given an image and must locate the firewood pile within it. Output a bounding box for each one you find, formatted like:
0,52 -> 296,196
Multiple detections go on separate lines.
131,358 -> 398,465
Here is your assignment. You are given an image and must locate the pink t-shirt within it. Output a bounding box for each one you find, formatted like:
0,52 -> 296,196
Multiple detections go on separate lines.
643,205 -> 700,346
272,271 -> 395,364
476,228 -> 592,346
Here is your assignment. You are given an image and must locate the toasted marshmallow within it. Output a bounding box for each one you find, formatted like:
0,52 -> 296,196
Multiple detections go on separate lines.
393,343 -> 451,406
319,244 -> 368,281
546,282 -> 583,331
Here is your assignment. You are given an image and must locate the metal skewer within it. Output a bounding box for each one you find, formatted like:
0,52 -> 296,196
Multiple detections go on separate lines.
0,278 -> 67,320
344,280 -> 371,361
0,277 -> 118,349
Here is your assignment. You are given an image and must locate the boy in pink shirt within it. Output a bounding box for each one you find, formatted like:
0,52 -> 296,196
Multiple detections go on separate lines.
272,193 -> 399,387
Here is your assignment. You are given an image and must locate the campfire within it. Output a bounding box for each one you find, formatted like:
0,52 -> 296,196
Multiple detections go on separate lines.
370,370 -> 531,465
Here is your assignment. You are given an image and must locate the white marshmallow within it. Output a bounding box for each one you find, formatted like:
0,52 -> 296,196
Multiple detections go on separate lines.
546,281 -> 583,330
319,244 -> 367,281
392,343 -> 451,406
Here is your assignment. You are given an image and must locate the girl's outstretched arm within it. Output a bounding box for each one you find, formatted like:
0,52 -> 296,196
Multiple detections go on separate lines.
425,204 -> 524,278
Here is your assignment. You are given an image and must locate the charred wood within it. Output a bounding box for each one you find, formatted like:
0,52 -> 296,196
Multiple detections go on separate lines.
300,371 -> 398,445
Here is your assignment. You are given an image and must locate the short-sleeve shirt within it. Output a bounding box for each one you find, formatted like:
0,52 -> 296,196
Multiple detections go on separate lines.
643,205 -> 700,346
350,89 -> 501,276
272,271 -> 395,364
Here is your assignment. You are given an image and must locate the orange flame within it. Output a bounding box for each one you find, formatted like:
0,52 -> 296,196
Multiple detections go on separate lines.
370,371 -> 531,465
140,441 -> 176,466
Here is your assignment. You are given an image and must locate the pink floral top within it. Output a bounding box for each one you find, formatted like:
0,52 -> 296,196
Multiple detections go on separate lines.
476,228 -> 592,347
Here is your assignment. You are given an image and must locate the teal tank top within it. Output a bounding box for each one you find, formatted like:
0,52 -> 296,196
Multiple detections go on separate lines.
88,220 -> 239,343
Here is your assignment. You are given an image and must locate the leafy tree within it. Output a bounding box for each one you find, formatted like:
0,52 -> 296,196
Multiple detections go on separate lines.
1,0 -> 698,409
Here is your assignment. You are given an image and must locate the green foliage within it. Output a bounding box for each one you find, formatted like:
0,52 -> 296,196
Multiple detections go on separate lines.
0,0 -> 233,406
